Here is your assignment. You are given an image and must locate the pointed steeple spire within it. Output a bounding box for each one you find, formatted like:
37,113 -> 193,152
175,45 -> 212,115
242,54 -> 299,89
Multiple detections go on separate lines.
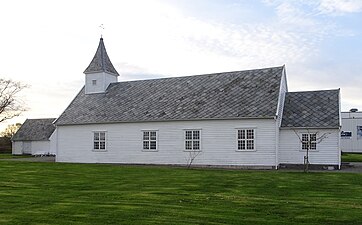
84,37 -> 119,76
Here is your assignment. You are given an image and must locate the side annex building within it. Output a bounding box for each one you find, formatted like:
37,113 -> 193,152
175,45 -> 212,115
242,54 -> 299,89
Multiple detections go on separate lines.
12,118 -> 57,155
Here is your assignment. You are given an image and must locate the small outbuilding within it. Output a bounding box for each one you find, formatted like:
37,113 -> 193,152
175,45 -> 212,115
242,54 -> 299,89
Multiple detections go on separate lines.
12,118 -> 56,155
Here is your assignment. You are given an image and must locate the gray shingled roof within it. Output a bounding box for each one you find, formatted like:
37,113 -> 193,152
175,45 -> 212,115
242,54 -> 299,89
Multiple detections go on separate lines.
83,38 -> 119,76
12,118 -> 56,141
56,66 -> 284,125
281,90 -> 340,128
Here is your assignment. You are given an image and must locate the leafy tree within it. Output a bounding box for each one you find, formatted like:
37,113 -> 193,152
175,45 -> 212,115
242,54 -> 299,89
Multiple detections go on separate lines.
1,123 -> 22,139
0,78 -> 28,123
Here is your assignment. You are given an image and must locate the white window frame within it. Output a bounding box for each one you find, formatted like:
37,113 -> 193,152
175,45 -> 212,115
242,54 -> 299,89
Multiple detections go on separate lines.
142,130 -> 158,151
184,129 -> 201,151
301,133 -> 317,151
92,79 -> 97,86
236,128 -> 256,152
93,131 -> 107,151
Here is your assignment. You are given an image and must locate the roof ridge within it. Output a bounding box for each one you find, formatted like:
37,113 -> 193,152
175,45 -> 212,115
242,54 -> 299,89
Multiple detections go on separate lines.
112,66 -> 284,85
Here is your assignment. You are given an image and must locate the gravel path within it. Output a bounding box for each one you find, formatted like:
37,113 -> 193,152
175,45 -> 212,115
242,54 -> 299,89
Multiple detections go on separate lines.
339,162 -> 362,173
0,156 -> 55,162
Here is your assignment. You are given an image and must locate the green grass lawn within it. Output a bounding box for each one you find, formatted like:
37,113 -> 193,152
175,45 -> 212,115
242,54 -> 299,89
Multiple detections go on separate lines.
342,153 -> 362,162
0,161 -> 361,225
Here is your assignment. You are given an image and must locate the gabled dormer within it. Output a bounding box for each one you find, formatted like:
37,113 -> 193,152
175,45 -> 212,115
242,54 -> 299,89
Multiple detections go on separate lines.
84,37 -> 119,94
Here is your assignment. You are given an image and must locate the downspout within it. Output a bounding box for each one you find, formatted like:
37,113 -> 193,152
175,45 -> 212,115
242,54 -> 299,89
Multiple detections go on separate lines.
55,126 -> 59,162
338,88 -> 341,169
338,127 -> 341,169
275,116 -> 279,169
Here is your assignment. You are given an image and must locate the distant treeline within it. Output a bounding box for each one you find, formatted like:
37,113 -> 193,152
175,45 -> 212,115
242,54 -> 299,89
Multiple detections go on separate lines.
0,137 -> 11,153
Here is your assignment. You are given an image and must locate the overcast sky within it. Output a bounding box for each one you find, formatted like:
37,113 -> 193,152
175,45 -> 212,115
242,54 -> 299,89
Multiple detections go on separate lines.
1,0 -> 361,131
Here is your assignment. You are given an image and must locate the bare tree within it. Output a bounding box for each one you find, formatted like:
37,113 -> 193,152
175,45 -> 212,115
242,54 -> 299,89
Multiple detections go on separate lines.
293,129 -> 330,172
186,151 -> 201,169
0,79 -> 28,123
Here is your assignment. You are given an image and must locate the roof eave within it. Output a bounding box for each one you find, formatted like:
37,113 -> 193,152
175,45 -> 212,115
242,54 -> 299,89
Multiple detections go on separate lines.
83,70 -> 119,76
12,138 -> 50,142
280,126 -> 340,130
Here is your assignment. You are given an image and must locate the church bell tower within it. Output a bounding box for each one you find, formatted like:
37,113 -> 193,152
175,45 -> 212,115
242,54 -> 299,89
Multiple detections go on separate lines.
83,37 -> 119,94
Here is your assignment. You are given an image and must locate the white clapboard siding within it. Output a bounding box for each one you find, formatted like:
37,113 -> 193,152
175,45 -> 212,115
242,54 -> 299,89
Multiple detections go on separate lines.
49,129 -> 57,155
12,141 -> 23,155
12,140 -> 52,155
56,119 -> 278,166
279,129 -> 340,165
22,141 -> 32,154
31,141 -> 51,155
85,72 -> 117,94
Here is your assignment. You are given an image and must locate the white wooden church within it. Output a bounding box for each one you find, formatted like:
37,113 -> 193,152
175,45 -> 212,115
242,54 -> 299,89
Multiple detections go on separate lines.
51,38 -> 341,169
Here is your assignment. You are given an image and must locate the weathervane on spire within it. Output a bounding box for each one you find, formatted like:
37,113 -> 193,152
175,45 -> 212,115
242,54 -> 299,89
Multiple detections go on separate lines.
99,24 -> 105,38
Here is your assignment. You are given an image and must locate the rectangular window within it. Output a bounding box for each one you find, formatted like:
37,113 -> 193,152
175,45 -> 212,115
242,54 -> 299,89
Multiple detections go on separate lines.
357,126 -> 362,139
185,130 -> 200,151
93,131 -> 106,151
92,80 -> 97,86
143,131 -> 157,151
301,133 -> 317,150
237,129 -> 255,150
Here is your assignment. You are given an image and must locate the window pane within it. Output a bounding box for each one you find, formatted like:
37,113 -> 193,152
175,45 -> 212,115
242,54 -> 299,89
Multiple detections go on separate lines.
193,131 -> 200,140
302,142 -> 308,150
94,142 -> 99,149
143,131 -> 149,140
238,130 -> 245,139
238,140 -> 245,150
143,141 -> 149,149
100,141 -> 105,149
100,132 -> 105,140
302,134 -> 308,142
185,140 -> 192,150
310,142 -> 316,150
150,131 -> 157,140
94,133 -> 99,141
185,131 -> 192,140
247,140 -> 254,150
150,141 -> 157,149
193,141 -> 200,150
310,134 -> 316,141
247,130 -> 254,139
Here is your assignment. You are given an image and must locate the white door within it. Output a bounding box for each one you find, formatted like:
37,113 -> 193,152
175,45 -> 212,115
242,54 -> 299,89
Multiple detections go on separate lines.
22,141 -> 32,154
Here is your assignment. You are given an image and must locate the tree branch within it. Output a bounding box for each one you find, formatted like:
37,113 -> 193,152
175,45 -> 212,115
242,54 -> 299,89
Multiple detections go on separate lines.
0,78 -> 28,123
